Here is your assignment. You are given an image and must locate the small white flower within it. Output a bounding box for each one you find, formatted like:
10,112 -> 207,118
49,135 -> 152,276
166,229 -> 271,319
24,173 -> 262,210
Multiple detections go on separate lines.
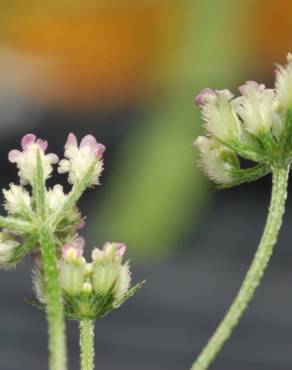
0,232 -> 20,268
92,242 -> 126,263
195,89 -> 241,141
195,136 -> 238,184
60,241 -> 86,295
59,258 -> 86,295
91,241 -> 130,296
275,53 -> 292,109
8,134 -> 58,185
58,133 -> 105,187
234,81 -> 275,135
46,184 -> 67,212
3,183 -> 31,216
61,237 -> 85,261
92,261 -> 120,295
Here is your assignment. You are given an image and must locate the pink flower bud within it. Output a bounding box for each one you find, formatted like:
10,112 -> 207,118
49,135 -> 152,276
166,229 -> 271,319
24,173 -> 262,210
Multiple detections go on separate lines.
195,88 -> 216,106
62,237 -> 85,259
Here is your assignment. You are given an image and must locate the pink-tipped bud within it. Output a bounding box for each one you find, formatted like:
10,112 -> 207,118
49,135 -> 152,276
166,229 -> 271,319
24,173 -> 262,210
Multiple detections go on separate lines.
195,88 -> 216,106
65,132 -> 78,148
62,237 -> 85,260
239,81 -> 265,95
95,143 -> 106,157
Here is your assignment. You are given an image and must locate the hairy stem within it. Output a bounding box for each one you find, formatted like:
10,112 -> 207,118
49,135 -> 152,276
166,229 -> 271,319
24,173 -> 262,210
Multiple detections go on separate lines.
52,161 -> 97,228
34,151 -> 67,370
80,319 -> 95,370
191,165 -> 289,370
39,228 -> 67,370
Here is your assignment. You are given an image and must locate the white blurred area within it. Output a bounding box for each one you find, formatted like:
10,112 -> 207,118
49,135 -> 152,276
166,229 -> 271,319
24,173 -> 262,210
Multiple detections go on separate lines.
0,46 -> 55,132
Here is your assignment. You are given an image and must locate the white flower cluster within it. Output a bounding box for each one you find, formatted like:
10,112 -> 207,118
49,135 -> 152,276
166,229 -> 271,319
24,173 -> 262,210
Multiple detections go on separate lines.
0,132 -> 106,268
58,133 -> 105,187
59,241 -> 131,299
34,240 -> 132,318
0,131 -> 140,323
194,53 -> 292,185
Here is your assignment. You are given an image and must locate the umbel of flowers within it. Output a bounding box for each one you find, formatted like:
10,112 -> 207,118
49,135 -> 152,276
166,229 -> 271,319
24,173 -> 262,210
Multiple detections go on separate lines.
191,54 -> 292,370
34,241 -> 139,320
0,132 -> 141,370
194,53 -> 292,189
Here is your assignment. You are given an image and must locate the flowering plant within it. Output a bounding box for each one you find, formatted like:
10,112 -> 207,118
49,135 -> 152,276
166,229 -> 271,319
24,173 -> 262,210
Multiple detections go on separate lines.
191,54 -> 292,369
0,133 -> 142,370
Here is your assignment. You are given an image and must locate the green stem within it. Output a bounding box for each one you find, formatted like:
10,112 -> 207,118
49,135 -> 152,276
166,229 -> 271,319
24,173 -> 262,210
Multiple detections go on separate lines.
39,228 -> 67,370
191,165 -> 289,370
34,150 -> 67,370
52,160 -> 98,228
80,319 -> 95,370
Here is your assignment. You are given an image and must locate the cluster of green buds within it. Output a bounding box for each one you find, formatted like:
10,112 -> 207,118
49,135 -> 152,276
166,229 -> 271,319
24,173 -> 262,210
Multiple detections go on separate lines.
194,53 -> 292,188
34,241 -> 141,320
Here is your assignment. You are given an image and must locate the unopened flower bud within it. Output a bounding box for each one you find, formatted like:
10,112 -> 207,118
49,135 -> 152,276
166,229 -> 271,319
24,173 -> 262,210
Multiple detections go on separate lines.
60,257 -> 86,295
196,89 -> 241,141
195,136 -> 239,184
92,261 -> 120,295
91,242 -> 130,296
3,184 -> 31,216
92,242 -> 126,263
62,237 -> 85,261
234,81 -> 275,135
46,184 -> 67,212
195,88 -> 217,106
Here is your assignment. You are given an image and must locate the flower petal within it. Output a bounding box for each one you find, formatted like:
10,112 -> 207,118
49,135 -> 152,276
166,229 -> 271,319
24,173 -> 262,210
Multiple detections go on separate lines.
8,150 -> 21,163
36,139 -> 48,151
65,133 -> 78,148
21,134 -> 36,150
95,143 -> 106,157
80,135 -> 98,151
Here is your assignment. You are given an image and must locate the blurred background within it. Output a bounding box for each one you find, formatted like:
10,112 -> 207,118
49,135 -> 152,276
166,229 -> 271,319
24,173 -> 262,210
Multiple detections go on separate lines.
0,0 -> 292,369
